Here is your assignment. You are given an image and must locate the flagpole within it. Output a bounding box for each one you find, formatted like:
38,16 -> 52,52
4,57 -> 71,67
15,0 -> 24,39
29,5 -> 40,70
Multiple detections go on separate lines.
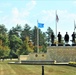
56,10 -> 57,44
37,20 -> 39,53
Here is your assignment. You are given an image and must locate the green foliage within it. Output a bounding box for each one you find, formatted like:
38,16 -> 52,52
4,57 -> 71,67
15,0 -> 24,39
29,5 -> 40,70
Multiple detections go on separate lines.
31,26 -> 37,46
0,23 -> 55,58
0,24 -> 7,34
17,36 -> 34,55
46,27 -> 54,42
8,24 -> 22,37
0,34 -> 9,46
0,25 -> 10,58
9,35 -> 23,57
0,46 -> 10,58
3,46 -> 10,57
21,24 -> 31,41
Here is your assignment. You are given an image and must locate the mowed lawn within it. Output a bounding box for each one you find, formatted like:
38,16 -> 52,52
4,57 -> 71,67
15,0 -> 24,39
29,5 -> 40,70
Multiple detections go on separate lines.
0,60 -> 76,75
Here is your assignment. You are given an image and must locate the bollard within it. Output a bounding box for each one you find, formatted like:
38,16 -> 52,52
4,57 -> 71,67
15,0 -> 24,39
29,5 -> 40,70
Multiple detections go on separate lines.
42,66 -> 44,75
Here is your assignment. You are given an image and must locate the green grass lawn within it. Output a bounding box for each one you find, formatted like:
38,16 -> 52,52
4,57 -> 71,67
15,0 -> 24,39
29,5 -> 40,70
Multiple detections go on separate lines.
0,60 -> 76,75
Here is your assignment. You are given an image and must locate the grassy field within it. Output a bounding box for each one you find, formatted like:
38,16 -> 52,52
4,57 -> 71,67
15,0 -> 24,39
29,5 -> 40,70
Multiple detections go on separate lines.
0,60 -> 76,75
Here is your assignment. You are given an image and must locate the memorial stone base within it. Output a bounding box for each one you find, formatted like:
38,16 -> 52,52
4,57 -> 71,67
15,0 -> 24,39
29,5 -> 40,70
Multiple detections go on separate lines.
19,53 -> 54,64
47,46 -> 76,62
19,53 -> 52,61
19,46 -> 76,63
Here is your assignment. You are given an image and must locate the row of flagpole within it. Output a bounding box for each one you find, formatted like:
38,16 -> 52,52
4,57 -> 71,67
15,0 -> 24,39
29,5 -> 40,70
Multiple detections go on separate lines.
37,10 -> 76,53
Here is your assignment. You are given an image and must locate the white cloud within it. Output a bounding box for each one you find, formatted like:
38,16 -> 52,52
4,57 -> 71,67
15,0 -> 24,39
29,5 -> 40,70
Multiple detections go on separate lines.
11,8 -> 30,26
41,10 -> 76,23
12,7 -> 19,18
37,9 -> 76,37
10,0 -> 36,27
42,10 -> 55,22
26,0 -> 36,11
21,10 -> 30,18
0,0 -> 37,29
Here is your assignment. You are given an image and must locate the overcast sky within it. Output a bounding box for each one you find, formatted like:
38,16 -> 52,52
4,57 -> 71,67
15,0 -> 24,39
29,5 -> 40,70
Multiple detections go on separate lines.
0,0 -> 76,41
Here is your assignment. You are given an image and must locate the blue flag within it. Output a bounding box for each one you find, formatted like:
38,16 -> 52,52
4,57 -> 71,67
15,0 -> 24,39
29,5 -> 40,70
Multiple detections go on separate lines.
38,23 -> 44,28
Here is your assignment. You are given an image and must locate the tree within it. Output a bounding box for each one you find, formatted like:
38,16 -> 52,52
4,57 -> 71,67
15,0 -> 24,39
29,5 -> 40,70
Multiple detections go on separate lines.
0,25 -> 10,58
17,36 -> 34,55
0,46 -> 10,59
9,35 -> 23,58
40,32 -> 47,52
0,23 -> 55,58
0,24 -> 7,34
38,30 -> 47,52
46,27 -> 54,45
21,24 -> 31,41
0,24 -> 9,46
0,35 -> 10,59
31,26 -> 37,46
9,24 -> 22,37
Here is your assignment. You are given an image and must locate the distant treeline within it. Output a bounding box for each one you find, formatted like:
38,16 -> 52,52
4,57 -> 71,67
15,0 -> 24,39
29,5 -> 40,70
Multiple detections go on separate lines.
0,24 -> 54,58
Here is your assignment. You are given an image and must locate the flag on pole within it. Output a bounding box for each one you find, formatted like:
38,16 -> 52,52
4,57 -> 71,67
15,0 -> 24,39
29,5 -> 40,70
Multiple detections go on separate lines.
55,11 -> 59,44
37,20 -> 44,53
56,14 -> 59,22
38,22 -> 44,28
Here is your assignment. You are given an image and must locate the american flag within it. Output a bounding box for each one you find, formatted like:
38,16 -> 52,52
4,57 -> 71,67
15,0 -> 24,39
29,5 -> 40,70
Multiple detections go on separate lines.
56,14 -> 59,22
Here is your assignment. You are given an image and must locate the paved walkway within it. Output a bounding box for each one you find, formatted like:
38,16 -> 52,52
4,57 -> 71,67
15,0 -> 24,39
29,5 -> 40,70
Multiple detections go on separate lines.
8,61 -> 69,65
